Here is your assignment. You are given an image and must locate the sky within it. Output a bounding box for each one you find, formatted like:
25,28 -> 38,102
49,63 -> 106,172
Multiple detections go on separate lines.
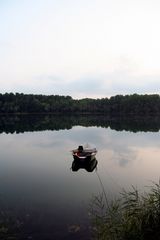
1,0 -> 160,99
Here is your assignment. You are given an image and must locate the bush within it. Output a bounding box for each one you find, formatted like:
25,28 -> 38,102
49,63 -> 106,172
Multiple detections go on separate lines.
90,182 -> 160,240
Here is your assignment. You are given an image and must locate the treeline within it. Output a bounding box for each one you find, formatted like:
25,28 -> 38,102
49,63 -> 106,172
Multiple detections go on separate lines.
0,93 -> 160,115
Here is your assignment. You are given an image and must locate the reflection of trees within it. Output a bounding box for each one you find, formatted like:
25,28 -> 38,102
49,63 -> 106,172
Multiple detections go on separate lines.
108,117 -> 160,132
0,115 -> 160,133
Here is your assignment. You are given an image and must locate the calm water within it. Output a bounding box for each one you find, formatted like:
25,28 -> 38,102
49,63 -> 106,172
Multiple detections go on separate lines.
0,115 -> 160,239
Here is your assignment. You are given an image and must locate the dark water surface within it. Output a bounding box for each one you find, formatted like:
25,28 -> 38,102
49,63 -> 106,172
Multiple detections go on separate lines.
0,115 -> 160,239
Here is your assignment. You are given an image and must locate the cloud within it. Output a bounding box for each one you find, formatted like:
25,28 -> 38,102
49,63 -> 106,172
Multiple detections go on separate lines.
1,0 -> 160,97
0,67 -> 160,98
64,72 -> 160,98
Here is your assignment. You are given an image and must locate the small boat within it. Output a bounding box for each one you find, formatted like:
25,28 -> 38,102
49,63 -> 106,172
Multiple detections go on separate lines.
72,145 -> 97,161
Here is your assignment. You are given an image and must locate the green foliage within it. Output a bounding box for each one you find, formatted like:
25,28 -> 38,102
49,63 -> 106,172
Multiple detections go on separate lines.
90,182 -> 160,240
0,93 -> 160,116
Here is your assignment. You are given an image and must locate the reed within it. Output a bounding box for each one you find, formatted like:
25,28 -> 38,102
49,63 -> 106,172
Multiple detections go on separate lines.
90,181 -> 160,240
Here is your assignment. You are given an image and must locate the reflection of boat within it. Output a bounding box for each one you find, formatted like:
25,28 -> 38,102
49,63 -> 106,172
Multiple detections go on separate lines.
71,157 -> 98,172
72,145 -> 97,161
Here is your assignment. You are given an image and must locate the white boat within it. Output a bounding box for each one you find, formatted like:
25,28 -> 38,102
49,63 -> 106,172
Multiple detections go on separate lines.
72,144 -> 97,161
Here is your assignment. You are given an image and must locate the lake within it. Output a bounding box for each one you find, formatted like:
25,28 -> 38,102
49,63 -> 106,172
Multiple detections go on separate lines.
0,115 -> 160,239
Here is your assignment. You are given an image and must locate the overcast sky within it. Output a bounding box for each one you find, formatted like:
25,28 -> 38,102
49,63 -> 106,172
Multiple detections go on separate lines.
1,0 -> 160,99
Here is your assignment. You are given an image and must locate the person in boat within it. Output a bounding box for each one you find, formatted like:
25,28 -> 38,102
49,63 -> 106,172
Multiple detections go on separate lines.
78,145 -> 83,153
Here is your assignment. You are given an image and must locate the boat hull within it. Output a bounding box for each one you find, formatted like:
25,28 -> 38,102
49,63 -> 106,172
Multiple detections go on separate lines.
72,145 -> 97,162
73,153 -> 96,161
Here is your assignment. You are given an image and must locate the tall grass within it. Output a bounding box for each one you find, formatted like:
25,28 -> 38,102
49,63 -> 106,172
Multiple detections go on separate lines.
90,182 -> 160,240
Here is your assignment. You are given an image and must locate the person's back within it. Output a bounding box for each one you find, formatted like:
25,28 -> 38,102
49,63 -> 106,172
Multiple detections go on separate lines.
78,145 -> 83,152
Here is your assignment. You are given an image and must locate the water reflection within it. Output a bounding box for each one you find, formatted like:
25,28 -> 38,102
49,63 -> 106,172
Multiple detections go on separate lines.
71,158 -> 98,172
1,114 -> 160,133
0,116 -> 160,239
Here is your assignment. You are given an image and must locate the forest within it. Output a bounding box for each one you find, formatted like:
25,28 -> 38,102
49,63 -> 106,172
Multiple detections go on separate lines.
0,92 -> 160,116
